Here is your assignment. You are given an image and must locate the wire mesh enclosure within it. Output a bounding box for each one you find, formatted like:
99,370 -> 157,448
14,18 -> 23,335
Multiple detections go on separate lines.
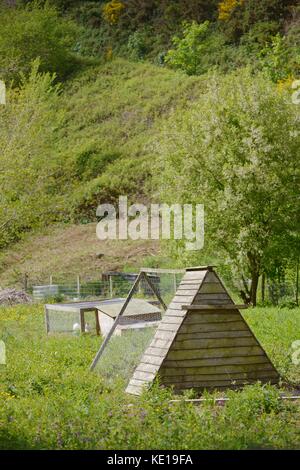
44,269 -> 185,341
45,299 -> 122,335
89,269 -> 185,385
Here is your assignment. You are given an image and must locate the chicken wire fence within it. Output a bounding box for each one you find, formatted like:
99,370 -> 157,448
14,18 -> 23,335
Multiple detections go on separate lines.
43,271 -> 184,341
89,271 -> 175,387
93,325 -> 158,386
28,270 -> 183,304
46,308 -> 99,335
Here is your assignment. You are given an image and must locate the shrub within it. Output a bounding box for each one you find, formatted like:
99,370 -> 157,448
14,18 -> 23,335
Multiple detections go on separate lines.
0,1 -> 78,83
0,62 -> 68,248
259,33 -> 299,82
165,21 -> 227,75
102,0 -> 125,25
127,30 -> 151,60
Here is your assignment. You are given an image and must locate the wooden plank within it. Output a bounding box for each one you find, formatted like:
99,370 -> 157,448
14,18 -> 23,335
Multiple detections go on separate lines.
160,363 -> 276,376
152,338 -> 173,349
167,302 -> 184,311
146,347 -> 169,357
186,266 -> 215,271
192,299 -> 234,306
184,271 -> 207,281
175,330 -> 252,340
129,378 -> 151,387
198,283 -> 226,294
159,323 -> 181,332
177,284 -> 201,292
95,311 -> 101,336
172,295 -> 196,304
141,355 -> 164,366
179,321 -> 247,333
161,315 -> 185,325
183,305 -> 247,310
175,289 -> 199,296
162,355 -> 271,368
179,280 -> 204,286
154,330 -> 177,341
170,379 -> 279,392
171,337 -> 258,350
161,370 -> 279,384
162,378 -> 279,389
163,309 -> 187,317
80,310 -> 85,333
195,293 -> 231,300
183,313 -> 241,324
141,268 -> 185,274
132,370 -> 156,381
166,346 -> 265,361
135,363 -> 160,374
125,384 -> 143,395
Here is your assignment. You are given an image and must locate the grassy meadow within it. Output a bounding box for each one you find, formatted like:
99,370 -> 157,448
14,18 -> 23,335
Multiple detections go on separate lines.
0,303 -> 299,450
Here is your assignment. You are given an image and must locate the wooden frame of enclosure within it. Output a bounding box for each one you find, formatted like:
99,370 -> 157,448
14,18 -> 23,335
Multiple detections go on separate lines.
44,301 -> 101,336
126,266 -> 280,395
89,270 -> 169,371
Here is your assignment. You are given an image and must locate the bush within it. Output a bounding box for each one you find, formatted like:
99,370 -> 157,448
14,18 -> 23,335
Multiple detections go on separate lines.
259,33 -> 299,82
127,29 -> 151,60
0,63 -> 69,248
0,1 -> 79,83
165,21 -> 227,75
218,0 -> 296,43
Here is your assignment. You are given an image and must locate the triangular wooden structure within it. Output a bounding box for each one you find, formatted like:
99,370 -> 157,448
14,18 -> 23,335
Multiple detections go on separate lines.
126,266 -> 280,395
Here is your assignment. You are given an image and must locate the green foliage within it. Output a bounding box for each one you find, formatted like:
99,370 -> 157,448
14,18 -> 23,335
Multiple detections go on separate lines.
157,69 -> 300,304
165,21 -> 224,75
0,63 -> 71,248
260,33 -> 300,82
0,303 -> 299,449
219,0 -> 295,43
127,29 -> 151,60
57,59 -> 203,220
0,1 -> 79,83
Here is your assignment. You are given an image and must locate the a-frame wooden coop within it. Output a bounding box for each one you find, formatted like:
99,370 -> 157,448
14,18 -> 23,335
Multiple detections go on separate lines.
126,266 -> 280,395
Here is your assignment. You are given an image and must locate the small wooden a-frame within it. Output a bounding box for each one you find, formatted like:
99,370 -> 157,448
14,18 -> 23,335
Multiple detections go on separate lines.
126,266 -> 280,395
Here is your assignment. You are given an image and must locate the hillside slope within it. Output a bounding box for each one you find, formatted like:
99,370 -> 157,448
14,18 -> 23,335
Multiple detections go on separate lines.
60,58 -> 206,219
0,59 -> 206,286
0,223 -> 160,288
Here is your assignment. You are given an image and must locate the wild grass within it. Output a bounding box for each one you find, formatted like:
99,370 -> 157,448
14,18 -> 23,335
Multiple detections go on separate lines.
0,303 -> 299,449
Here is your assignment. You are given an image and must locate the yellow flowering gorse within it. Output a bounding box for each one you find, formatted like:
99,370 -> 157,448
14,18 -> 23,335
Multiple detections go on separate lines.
102,1 -> 125,25
218,0 -> 244,21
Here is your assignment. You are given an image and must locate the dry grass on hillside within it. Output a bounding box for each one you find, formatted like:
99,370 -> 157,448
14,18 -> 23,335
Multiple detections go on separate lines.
0,223 -> 160,288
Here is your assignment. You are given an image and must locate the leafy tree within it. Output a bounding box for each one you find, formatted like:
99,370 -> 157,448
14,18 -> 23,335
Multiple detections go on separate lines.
0,1 -> 78,83
0,63 -> 69,248
259,33 -> 300,82
165,21 -> 226,75
157,69 -> 300,305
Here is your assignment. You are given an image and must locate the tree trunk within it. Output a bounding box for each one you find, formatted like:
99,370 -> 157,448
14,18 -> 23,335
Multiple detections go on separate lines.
247,251 -> 261,307
296,259 -> 299,307
261,273 -> 265,304
250,271 -> 259,307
